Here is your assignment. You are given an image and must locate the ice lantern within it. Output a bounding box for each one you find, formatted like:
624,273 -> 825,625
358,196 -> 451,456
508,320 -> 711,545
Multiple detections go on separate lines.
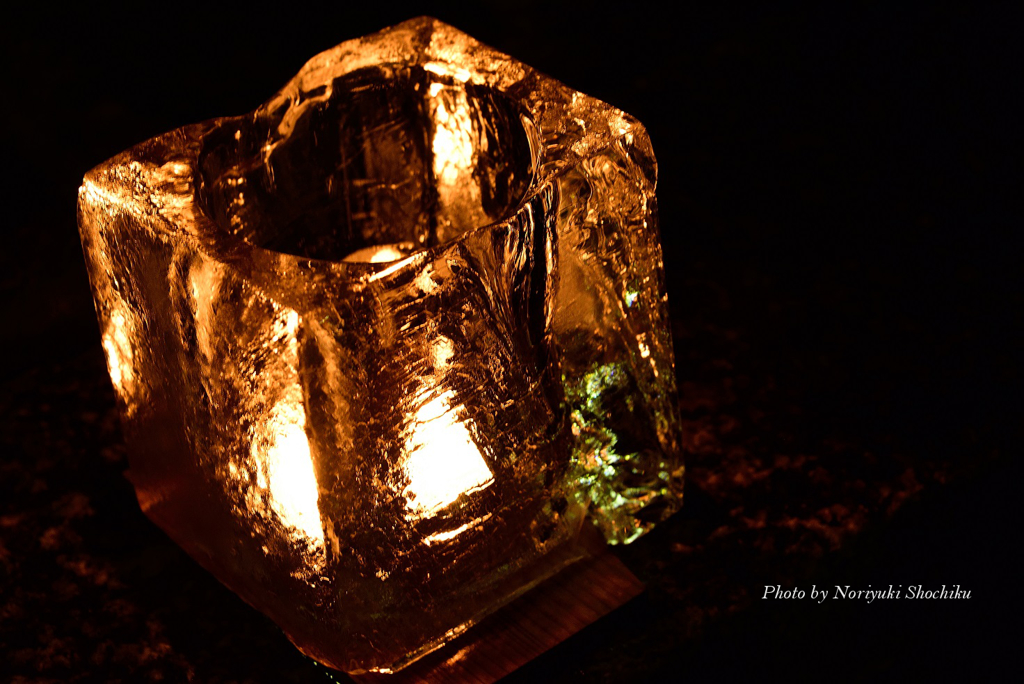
77,17 -> 683,675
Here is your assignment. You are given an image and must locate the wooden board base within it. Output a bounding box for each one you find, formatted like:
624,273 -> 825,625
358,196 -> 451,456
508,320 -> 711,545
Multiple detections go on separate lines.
352,540 -> 643,683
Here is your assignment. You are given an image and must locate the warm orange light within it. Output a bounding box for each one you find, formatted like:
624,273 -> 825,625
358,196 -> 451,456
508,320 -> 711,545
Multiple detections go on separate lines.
343,243 -> 413,263
223,309 -> 326,568
102,307 -> 135,398
422,513 -> 493,546
430,82 -> 488,238
401,388 -> 493,521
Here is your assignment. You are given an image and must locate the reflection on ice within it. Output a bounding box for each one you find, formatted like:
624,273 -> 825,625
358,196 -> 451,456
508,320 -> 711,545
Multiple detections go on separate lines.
260,395 -> 323,545
102,307 -> 136,402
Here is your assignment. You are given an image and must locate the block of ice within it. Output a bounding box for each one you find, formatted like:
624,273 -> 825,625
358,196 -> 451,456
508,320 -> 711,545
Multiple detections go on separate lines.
78,16 -> 682,674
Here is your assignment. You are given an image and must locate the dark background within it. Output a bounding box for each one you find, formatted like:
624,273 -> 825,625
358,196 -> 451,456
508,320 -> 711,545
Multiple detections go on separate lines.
1,1 -> 1020,681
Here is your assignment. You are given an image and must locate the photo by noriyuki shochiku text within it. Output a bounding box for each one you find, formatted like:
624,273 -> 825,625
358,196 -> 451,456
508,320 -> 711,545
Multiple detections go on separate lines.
761,585 -> 972,604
